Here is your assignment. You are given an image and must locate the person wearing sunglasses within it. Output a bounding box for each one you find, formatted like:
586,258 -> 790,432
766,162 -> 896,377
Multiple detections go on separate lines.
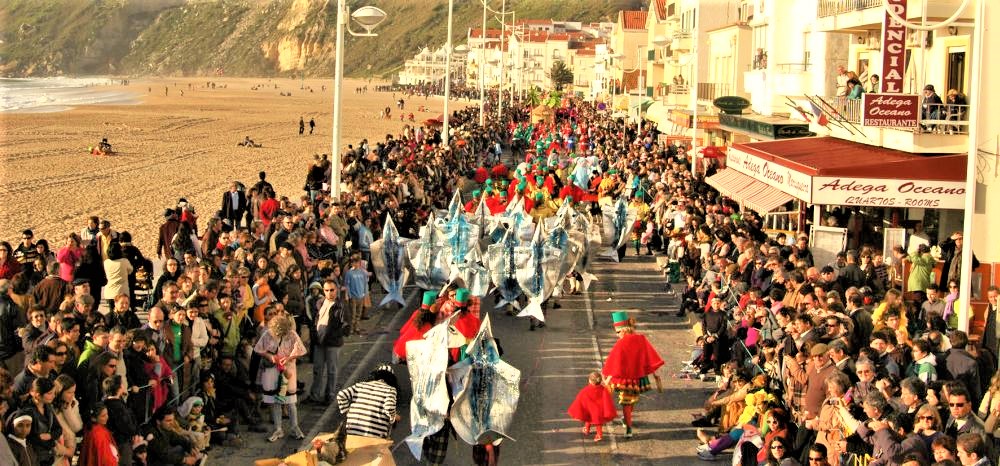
944,385 -> 987,438
914,403 -> 945,452
761,436 -> 798,466
805,443 -> 830,466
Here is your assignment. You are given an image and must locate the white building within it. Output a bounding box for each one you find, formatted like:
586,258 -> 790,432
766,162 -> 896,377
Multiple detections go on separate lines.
397,45 -> 466,87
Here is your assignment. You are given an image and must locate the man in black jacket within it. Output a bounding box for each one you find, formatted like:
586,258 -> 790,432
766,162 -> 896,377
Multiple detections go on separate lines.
306,279 -> 347,404
220,181 -> 248,230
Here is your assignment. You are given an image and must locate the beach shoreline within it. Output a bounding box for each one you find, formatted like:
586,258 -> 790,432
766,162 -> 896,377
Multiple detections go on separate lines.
0,76 -> 475,255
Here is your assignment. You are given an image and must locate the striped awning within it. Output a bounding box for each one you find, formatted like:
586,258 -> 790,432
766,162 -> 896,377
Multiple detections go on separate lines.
706,169 -> 794,214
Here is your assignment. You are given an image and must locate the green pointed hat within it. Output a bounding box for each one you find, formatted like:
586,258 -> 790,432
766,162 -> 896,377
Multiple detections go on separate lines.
611,311 -> 630,328
455,288 -> 470,304
422,291 -> 438,306
534,191 -> 543,201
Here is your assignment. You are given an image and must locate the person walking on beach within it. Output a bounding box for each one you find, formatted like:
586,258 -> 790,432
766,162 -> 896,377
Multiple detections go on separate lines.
299,117 -> 305,135
309,118 -> 316,134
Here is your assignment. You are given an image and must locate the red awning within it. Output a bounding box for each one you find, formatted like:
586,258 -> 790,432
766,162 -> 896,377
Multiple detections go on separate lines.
731,136 -> 966,181
707,169 -> 794,214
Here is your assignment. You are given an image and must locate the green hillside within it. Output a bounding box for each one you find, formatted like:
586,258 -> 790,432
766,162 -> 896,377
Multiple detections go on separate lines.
0,0 -> 644,78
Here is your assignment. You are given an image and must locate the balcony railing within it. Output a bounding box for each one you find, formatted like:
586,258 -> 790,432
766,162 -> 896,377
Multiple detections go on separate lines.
751,50 -> 768,70
697,82 -> 732,101
818,0 -> 883,17
819,96 -> 970,134
774,63 -> 811,73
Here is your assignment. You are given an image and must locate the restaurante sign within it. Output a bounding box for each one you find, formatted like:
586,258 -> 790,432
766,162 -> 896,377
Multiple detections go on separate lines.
862,94 -> 919,128
813,176 -> 965,209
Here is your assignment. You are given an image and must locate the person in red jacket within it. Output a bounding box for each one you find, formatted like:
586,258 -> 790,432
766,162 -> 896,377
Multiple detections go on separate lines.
568,371 -> 617,441
258,189 -> 280,228
601,311 -> 664,439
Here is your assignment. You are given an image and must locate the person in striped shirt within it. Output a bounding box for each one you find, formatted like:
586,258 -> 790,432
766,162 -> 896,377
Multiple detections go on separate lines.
336,363 -> 399,439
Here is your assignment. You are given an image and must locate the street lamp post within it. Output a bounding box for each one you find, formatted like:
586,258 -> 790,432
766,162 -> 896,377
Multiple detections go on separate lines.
330,1 -> 387,200
443,0 -> 454,146
479,0 -> 488,126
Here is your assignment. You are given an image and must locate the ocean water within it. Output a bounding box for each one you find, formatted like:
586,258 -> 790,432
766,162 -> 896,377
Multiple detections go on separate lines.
0,77 -> 142,113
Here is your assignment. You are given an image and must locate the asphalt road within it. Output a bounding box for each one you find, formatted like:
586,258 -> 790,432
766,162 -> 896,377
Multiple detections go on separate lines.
222,250 -> 724,465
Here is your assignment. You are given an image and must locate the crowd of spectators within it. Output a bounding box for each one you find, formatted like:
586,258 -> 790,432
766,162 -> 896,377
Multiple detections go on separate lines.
0,90 -> 524,466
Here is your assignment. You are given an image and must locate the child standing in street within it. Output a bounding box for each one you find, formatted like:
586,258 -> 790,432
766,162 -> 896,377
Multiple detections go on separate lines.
567,371 -> 617,441
343,255 -> 370,335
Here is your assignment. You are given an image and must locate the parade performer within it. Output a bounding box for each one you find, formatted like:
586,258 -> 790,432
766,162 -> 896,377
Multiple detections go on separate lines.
528,192 -> 557,224
448,288 -> 481,362
393,291 -> 439,362
465,190 -> 480,213
602,311 -> 664,438
568,371 -> 617,441
628,191 -> 651,256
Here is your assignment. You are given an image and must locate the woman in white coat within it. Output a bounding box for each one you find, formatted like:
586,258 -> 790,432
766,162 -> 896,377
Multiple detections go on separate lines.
102,242 -> 133,309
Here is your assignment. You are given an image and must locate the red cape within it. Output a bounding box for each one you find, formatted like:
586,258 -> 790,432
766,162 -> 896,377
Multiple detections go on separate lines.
453,311 -> 481,340
602,333 -> 664,384
393,320 -> 431,361
450,310 -> 482,362
567,384 -> 618,424
81,424 -> 119,466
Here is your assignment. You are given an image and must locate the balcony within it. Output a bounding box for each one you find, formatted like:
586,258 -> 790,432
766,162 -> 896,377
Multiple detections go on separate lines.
816,0 -> 973,33
817,0 -> 881,17
812,95 -> 969,153
671,30 -> 693,51
697,83 -> 732,102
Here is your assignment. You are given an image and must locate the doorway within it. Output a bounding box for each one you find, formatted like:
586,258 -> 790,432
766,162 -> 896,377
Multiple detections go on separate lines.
947,48 -> 966,93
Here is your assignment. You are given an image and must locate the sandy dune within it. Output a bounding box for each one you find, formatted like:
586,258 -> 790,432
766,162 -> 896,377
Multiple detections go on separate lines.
0,77 -> 473,256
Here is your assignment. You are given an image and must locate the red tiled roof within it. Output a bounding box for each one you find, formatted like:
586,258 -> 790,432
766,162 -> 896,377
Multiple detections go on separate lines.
521,30 -> 549,43
654,0 -> 667,20
469,28 -> 502,39
620,10 -> 648,31
733,137 -> 966,180
575,48 -> 596,56
518,19 -> 553,25
548,33 -> 570,41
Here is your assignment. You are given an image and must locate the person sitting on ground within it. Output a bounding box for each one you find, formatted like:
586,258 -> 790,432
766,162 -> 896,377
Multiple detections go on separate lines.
99,138 -> 112,153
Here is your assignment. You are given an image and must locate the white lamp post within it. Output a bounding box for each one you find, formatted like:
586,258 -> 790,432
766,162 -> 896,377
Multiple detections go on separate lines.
442,0 -> 455,146
330,2 -> 387,200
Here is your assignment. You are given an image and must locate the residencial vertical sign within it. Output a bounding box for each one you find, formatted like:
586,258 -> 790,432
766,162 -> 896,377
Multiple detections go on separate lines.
880,0 -> 907,93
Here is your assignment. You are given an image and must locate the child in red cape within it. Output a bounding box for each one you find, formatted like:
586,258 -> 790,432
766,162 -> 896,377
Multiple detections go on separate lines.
568,371 -> 617,441
601,311 -> 663,439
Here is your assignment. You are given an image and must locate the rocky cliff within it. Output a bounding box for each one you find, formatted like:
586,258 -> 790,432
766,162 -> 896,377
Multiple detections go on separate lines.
0,0 -> 643,78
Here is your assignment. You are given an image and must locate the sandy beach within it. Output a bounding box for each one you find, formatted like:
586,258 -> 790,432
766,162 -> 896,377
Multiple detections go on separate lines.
0,77 -> 473,255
